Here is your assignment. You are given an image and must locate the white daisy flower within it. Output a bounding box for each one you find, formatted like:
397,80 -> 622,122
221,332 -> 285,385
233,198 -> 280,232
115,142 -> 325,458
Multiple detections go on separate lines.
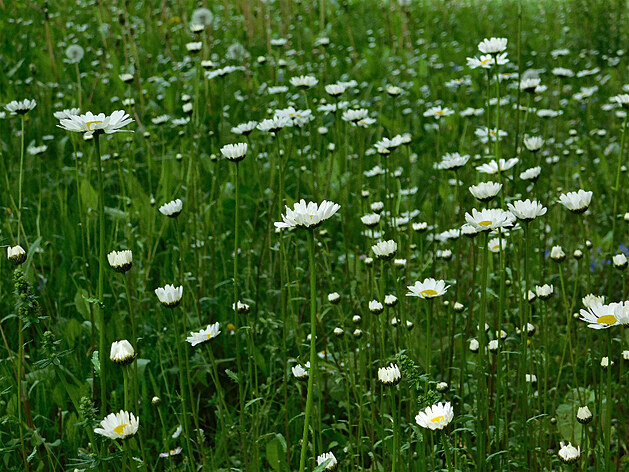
558,190 -> 592,214
415,401 -> 454,430
94,410 -> 139,440
57,110 -> 134,138
155,284 -> 183,308
407,278 -> 450,299
186,322 -> 221,346
274,199 -> 340,230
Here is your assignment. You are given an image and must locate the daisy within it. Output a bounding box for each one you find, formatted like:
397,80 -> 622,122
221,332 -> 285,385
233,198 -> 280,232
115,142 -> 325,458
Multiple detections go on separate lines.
107,250 -> 133,273
488,237 -> 507,253
110,340 -> 135,366
372,240 -> 398,260
6,99 -> 37,115
159,199 -> 183,217
57,110 -> 134,138
520,78 -> 541,93
369,300 -> 384,314
407,278 -> 450,299
325,84 -> 346,96
231,121 -> 258,135
523,136 -> 544,152
159,447 -> 183,458
274,200 -> 340,230
155,284 -> 183,308
220,143 -> 247,162
435,152 -> 470,170
53,108 -> 81,120
520,166 -> 541,182
478,37 -> 508,54
475,127 -> 508,143
94,410 -> 139,440
341,108 -> 369,122
316,451 -> 337,471
578,302 -> 618,329
361,213 -> 380,227
507,199 -> 547,221
289,75 -> 318,88
7,245 -> 26,265
423,106 -> 454,119
292,362 -> 309,380
558,190 -> 592,213
468,182 -> 502,202
558,442 -> 580,464
465,208 -> 514,232
415,402 -> 454,430
186,322 -> 221,346
377,363 -> 401,386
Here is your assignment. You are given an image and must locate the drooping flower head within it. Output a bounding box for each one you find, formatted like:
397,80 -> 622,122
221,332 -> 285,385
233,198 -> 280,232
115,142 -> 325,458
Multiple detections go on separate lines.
6,99 -> 37,115
478,37 -> 508,54
558,190 -> 593,214
110,340 -> 136,366
155,284 -> 183,308
507,199 -> 547,221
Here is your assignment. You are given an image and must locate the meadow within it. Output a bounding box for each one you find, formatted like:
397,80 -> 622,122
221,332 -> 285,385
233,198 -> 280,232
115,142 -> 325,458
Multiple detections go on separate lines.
1,0 -> 629,470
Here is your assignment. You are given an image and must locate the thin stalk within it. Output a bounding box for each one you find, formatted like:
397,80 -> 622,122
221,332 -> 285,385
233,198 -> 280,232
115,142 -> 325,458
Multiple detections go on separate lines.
441,431 -> 454,472
604,330 -> 613,471
17,115 -> 25,244
298,230 -> 318,472
610,115 -> 628,254
477,231 -> 490,471
95,134 -> 107,412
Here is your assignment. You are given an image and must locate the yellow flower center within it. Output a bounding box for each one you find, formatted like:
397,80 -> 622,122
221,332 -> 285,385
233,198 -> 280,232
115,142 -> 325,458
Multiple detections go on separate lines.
435,110 -> 445,115
597,315 -> 617,326
227,323 -> 236,331
113,423 -> 128,435
310,214 -> 314,221
86,120 -> 103,131
481,59 -> 490,65
431,415 -> 445,424
479,220 -> 492,227
492,244 -> 500,250
206,333 -> 213,339
421,289 -> 438,297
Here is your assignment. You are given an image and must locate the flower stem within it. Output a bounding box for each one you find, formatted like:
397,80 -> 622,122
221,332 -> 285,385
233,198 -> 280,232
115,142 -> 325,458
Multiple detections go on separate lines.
298,230 -> 318,472
17,115 -> 25,244
610,114 -> 628,254
441,431 -> 454,472
94,133 -> 107,413
477,231 -> 490,471
604,330 -> 613,471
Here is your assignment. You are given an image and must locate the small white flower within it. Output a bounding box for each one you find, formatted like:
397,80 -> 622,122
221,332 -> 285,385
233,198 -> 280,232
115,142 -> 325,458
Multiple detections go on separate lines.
328,292 -> 341,304
372,240 -> 398,260
7,245 -> 27,265
407,278 -> 450,299
110,340 -> 135,366
155,284 -> 183,308
107,250 -> 132,273
220,143 -> 247,162
289,75 -> 318,88
520,166 -> 541,181
274,199 -> 340,230
523,136 -> 544,152
94,410 -> 139,440
469,338 -> 480,352
558,190 -> 593,214
57,110 -> 134,138
291,362 -> 309,380
316,451 -> 337,471
558,442 -> 580,464
507,199 -> 547,221
159,199 -> 183,217
384,294 -> 398,306
6,99 -> 37,115
550,246 -> 566,262
478,37 -> 508,54
369,300 -> 384,314
415,402 -> 454,430
613,253 -> 628,269
576,406 -> 592,424
361,213 -> 380,227
469,182 -> 502,202
535,284 -> 553,300
377,363 -> 401,385
186,322 -> 221,346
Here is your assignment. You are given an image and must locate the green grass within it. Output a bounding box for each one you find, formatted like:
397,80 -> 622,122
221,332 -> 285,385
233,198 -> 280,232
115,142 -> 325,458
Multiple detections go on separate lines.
1,0 -> 629,471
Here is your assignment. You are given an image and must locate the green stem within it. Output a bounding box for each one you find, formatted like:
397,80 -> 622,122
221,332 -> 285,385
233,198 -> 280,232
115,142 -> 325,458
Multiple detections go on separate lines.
477,231 -> 490,471
95,133 -> 107,413
604,330 -> 613,471
298,230 -> 318,472
441,431 -> 454,472
610,114 -> 628,254
17,115 -> 25,244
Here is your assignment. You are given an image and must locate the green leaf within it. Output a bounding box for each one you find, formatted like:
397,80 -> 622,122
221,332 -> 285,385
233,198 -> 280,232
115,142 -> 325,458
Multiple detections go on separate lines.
225,369 -> 239,384
265,434 -> 286,472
